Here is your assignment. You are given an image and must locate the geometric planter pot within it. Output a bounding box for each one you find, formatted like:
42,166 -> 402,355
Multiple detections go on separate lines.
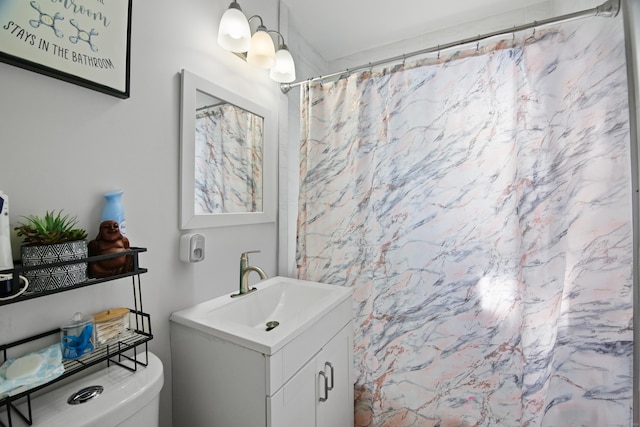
21,240 -> 88,294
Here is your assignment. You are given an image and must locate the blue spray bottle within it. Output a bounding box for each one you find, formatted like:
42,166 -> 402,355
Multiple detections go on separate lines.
101,190 -> 126,236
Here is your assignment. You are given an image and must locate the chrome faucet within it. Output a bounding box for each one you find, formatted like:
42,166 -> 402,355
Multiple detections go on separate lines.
232,251 -> 268,297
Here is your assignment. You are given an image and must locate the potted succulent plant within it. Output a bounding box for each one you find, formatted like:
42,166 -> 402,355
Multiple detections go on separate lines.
15,210 -> 88,293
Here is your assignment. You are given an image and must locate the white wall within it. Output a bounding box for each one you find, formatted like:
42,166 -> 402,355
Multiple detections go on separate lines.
0,1 -> 283,426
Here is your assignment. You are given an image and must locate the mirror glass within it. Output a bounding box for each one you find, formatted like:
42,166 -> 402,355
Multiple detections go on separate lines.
194,90 -> 264,214
180,69 -> 276,229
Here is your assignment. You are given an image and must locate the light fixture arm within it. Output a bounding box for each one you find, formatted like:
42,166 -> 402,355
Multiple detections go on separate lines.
268,30 -> 286,49
227,1 -> 242,11
247,15 -> 267,32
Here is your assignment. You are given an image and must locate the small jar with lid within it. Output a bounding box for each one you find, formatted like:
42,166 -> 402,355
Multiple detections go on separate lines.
61,312 -> 95,360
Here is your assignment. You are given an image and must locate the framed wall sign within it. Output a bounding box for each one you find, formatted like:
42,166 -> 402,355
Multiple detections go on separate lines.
0,0 -> 132,98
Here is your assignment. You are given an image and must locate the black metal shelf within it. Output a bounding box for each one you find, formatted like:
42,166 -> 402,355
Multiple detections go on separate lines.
0,247 -> 151,427
0,247 -> 148,306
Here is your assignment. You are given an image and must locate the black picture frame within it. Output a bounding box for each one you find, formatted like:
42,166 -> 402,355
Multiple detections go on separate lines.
0,0 -> 132,99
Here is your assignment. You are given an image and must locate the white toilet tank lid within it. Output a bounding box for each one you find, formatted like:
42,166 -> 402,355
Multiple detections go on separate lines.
4,352 -> 163,427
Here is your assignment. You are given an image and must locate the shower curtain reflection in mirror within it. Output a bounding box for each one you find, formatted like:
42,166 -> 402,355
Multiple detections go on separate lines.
194,101 -> 264,214
297,13 -> 632,427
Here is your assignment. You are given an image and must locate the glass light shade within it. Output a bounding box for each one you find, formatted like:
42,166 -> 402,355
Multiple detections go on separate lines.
217,7 -> 251,52
269,49 -> 296,83
247,30 -> 276,69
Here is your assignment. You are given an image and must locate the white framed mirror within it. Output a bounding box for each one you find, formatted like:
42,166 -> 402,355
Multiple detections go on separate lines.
180,69 -> 276,229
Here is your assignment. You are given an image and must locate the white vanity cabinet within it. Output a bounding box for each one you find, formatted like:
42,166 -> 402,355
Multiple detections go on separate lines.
268,323 -> 353,427
170,277 -> 354,427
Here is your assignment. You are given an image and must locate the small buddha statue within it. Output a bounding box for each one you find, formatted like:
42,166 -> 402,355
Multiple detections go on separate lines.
88,220 -> 133,278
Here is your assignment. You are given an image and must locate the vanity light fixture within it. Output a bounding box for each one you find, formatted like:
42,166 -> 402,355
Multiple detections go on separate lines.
247,17 -> 276,69
217,1 -> 251,52
217,1 -> 296,83
269,33 -> 296,83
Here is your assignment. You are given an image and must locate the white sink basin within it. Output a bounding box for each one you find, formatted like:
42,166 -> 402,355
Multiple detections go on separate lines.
169,276 -> 352,354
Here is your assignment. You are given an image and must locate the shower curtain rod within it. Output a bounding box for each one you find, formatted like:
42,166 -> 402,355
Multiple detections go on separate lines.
280,0 -> 620,94
196,102 -> 224,112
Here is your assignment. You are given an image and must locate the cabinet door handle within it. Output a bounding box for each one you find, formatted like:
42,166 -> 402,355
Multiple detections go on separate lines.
324,362 -> 334,391
318,371 -> 329,402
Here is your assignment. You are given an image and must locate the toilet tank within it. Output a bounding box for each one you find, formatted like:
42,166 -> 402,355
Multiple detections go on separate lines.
2,352 -> 163,427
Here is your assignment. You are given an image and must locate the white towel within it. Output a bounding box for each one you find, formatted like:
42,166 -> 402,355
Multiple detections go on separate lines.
0,344 -> 64,398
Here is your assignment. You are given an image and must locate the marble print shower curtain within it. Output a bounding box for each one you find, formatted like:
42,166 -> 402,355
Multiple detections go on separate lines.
297,14 -> 632,427
194,103 -> 263,213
